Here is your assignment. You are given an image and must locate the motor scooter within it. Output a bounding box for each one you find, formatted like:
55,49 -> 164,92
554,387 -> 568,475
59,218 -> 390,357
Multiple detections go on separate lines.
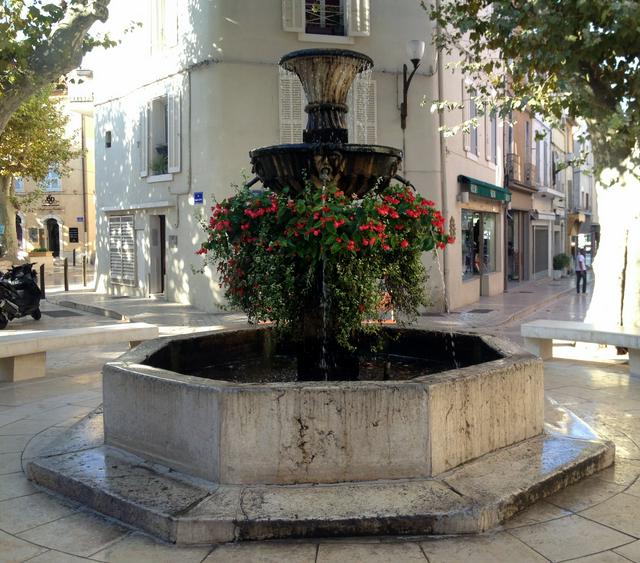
0,263 -> 42,329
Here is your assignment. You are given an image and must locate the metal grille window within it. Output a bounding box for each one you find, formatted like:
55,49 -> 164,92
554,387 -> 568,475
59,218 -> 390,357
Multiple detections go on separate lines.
305,0 -> 344,36
108,215 -> 136,286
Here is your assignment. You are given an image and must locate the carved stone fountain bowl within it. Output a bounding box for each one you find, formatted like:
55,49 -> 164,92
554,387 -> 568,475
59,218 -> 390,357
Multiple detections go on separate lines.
279,49 -> 374,106
102,326 -> 544,486
250,143 -> 402,195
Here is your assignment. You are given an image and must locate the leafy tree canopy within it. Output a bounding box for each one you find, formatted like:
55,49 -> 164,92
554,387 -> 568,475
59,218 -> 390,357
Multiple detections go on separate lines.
0,0 -> 111,135
426,0 -> 640,172
0,86 -> 77,184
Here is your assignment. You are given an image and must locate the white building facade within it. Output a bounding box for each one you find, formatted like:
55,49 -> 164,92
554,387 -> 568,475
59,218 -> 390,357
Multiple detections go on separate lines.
93,0 -> 506,311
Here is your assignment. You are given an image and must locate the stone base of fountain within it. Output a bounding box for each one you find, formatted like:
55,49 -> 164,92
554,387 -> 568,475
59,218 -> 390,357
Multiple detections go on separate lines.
25,327 -> 614,544
26,405 -> 613,543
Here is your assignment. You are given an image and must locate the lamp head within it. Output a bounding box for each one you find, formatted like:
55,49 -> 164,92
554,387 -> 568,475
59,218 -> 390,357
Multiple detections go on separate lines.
406,40 -> 426,68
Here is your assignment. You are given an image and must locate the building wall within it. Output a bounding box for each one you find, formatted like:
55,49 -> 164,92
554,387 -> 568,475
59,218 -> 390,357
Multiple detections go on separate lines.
92,0 -> 502,311
15,96 -> 95,263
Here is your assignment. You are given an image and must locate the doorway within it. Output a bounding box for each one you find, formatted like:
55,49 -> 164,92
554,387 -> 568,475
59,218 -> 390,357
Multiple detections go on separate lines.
15,214 -> 23,248
149,215 -> 166,294
46,218 -> 60,257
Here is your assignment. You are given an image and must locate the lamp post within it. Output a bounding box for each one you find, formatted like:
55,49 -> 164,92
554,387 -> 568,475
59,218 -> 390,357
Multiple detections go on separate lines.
400,40 -> 426,130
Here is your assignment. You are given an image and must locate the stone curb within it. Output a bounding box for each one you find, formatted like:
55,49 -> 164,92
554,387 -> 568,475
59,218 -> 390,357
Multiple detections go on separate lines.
47,297 -> 129,322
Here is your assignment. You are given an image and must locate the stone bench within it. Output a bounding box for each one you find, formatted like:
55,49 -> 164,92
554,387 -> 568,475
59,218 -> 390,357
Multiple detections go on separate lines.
0,323 -> 159,382
521,319 -> 640,376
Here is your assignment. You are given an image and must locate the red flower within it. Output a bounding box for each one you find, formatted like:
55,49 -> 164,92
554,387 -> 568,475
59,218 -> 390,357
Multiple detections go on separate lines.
401,240 -> 409,248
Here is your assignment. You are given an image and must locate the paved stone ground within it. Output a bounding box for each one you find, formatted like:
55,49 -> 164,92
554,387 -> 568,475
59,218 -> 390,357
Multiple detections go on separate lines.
2,289 -> 640,562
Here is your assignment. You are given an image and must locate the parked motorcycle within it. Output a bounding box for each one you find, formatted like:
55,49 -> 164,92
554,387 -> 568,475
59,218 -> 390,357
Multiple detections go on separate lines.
0,263 -> 42,329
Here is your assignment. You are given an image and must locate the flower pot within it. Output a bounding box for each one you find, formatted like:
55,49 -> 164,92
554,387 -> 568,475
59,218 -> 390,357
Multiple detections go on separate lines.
552,269 -> 562,280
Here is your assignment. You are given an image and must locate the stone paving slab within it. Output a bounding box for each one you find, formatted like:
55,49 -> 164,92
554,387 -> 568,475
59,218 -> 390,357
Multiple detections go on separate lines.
26,403 -> 614,545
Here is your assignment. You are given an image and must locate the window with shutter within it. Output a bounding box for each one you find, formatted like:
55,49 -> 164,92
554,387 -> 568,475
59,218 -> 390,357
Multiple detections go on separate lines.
141,91 -> 181,178
283,0 -> 370,38
109,216 -> 136,286
347,76 -> 376,144
150,0 -> 178,53
279,69 -> 307,144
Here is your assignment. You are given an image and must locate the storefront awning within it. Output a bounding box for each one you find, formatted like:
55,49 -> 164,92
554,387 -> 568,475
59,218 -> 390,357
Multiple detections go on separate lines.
458,175 -> 511,202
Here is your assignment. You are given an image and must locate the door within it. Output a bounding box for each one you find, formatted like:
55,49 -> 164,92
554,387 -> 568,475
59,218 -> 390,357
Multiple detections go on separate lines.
149,215 -> 166,294
46,218 -> 60,257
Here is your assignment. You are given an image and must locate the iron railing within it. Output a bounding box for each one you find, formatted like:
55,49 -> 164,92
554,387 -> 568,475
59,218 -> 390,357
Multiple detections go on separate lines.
305,1 -> 345,36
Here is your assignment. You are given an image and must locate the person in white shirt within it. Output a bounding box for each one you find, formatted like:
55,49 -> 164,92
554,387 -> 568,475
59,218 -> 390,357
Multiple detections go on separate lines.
575,248 -> 587,294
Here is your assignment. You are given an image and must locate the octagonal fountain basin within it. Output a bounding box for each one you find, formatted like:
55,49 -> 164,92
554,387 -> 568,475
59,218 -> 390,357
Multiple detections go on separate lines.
250,143 -> 402,196
102,326 -> 544,485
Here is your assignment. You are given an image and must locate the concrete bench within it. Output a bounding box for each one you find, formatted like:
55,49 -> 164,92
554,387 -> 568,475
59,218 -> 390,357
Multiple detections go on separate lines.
521,319 -> 640,376
0,323 -> 159,382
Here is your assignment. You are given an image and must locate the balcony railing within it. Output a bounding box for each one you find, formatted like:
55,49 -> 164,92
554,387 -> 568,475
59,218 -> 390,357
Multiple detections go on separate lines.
505,153 -> 521,182
505,153 -> 536,189
524,162 -> 536,186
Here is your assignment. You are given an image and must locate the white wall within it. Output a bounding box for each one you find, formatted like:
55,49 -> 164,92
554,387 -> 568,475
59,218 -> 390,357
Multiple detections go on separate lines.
93,0 -> 501,311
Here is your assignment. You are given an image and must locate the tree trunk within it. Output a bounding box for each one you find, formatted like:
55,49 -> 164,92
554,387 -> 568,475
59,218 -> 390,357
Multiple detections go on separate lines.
0,176 -> 18,262
585,159 -> 640,329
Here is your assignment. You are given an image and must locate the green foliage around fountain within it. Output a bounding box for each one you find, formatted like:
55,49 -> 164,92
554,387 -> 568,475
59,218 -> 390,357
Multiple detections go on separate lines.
198,182 -> 454,349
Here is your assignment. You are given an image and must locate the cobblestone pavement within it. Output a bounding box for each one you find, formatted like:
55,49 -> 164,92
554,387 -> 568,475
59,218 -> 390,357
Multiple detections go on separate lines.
2,290 -> 640,562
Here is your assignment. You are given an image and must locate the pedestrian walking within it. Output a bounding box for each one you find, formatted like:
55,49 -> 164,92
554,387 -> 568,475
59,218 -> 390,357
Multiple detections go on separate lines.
575,248 -> 587,294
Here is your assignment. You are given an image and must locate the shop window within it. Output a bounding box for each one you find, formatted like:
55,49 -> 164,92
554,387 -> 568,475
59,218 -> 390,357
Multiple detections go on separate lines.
461,210 -> 497,279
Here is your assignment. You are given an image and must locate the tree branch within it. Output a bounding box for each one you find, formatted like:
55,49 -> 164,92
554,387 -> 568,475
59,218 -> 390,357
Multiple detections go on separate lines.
0,0 -> 110,135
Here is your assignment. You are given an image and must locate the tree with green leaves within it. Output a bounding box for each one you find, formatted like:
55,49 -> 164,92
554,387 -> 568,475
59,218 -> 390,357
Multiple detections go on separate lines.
426,0 -> 640,328
0,0 -> 111,136
0,87 -> 78,259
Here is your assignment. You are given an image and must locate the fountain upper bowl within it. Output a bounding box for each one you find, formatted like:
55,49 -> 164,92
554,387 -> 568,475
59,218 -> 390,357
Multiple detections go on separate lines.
250,142 -> 402,195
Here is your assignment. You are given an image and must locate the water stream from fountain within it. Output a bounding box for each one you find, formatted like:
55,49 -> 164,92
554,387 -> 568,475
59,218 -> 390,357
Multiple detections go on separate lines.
433,249 -> 460,369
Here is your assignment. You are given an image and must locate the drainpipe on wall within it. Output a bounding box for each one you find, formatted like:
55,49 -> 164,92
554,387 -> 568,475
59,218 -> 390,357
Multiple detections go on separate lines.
80,114 -> 89,258
435,0 -> 450,313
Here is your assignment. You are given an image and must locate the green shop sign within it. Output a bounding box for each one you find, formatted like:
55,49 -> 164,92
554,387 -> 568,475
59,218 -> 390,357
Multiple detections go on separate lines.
458,175 -> 511,202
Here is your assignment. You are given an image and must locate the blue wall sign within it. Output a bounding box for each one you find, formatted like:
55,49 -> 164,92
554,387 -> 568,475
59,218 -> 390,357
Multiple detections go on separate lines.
194,192 -> 204,204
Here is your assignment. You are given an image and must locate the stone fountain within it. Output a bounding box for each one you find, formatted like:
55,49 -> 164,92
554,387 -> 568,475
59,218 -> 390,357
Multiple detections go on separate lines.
26,49 -> 614,544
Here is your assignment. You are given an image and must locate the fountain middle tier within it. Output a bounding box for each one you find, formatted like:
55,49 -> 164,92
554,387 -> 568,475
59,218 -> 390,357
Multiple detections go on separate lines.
250,142 -> 402,196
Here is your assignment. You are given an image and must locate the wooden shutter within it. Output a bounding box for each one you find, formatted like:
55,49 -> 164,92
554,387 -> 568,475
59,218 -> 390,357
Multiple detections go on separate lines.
462,81 -> 470,152
167,91 -> 181,173
279,70 -> 306,144
139,105 -> 149,177
348,0 -> 370,36
108,217 -> 123,283
484,113 -> 491,161
120,216 -> 136,285
109,216 -> 136,286
282,0 -> 304,32
348,77 -> 377,144
164,0 -> 178,47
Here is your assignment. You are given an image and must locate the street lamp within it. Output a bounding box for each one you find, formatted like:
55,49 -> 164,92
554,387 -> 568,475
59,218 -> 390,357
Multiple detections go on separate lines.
400,40 -> 426,130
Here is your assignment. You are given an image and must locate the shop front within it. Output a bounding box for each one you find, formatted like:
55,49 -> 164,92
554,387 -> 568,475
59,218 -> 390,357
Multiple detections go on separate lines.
457,175 -> 510,301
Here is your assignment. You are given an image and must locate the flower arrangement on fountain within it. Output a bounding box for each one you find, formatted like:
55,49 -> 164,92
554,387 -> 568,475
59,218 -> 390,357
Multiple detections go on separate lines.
198,182 -> 454,350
